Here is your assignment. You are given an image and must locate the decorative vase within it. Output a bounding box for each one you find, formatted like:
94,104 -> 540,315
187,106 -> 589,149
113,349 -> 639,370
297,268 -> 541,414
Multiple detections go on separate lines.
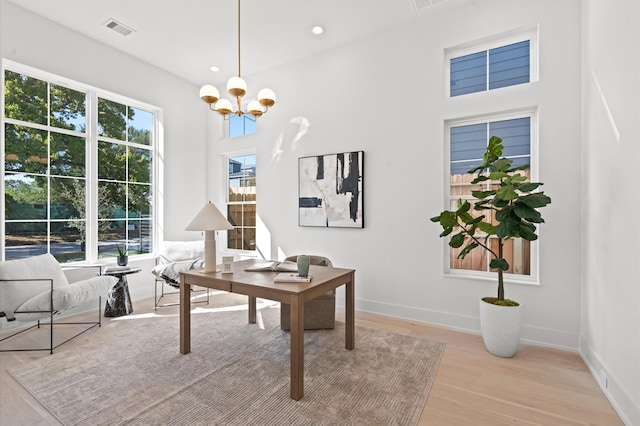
117,255 -> 128,266
479,298 -> 522,358
297,255 -> 310,277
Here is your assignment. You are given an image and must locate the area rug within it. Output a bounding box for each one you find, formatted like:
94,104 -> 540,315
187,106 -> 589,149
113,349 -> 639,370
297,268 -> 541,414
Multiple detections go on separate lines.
7,295 -> 445,425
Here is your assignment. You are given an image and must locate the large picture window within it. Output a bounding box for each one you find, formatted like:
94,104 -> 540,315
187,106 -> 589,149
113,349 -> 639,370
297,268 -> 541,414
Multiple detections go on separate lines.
3,63 -> 157,263
446,113 -> 537,282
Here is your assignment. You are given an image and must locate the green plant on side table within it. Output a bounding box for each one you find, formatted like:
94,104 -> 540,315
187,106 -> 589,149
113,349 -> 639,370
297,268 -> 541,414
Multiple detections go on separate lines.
431,136 -> 551,357
116,243 -> 129,267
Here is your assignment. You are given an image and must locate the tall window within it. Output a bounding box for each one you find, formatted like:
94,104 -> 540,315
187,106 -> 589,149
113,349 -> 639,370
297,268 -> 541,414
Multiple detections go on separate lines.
446,113 -> 536,280
3,64 -> 156,263
226,154 -> 256,251
97,98 -> 154,259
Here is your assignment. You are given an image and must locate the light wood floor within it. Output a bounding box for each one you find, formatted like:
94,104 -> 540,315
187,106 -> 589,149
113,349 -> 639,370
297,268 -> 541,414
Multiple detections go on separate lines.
0,293 -> 623,425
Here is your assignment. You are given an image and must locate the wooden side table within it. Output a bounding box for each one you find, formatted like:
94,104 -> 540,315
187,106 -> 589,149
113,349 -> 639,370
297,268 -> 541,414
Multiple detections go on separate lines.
103,267 -> 141,317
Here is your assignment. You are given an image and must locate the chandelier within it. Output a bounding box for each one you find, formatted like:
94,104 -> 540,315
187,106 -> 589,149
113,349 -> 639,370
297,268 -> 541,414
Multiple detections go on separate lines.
199,0 -> 276,120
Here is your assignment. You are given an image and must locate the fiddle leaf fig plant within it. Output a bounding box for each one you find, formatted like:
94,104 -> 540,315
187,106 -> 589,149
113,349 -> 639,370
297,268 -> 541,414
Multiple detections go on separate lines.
431,136 -> 551,306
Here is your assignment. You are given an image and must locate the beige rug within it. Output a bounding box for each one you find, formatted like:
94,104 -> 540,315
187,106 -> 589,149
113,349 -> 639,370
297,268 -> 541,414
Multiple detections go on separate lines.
7,294 -> 444,425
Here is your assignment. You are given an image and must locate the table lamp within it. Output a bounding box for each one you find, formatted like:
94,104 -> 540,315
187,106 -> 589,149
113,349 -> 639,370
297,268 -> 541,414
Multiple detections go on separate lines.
185,201 -> 234,273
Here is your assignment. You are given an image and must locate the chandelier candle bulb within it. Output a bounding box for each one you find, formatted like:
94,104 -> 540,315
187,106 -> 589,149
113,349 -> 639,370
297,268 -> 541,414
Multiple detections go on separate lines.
199,85 -> 220,109
227,76 -> 247,97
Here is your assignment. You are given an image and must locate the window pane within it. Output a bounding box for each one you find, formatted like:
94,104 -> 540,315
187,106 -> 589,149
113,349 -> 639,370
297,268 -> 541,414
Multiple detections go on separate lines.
50,84 -> 86,132
4,173 -> 47,220
98,220 -> 126,258
98,181 -> 126,219
4,222 -> 48,260
489,117 -> 531,165
450,51 -> 487,96
51,221 -> 85,263
50,177 -> 85,220
98,98 -> 126,140
98,141 -> 127,180
3,70 -> 48,125
450,123 -> 486,175
128,183 -> 152,218
50,132 -> 85,177
229,114 -> 256,138
128,147 -> 152,183
127,107 -> 153,145
4,124 -> 48,174
489,41 -> 530,90
127,219 -> 152,255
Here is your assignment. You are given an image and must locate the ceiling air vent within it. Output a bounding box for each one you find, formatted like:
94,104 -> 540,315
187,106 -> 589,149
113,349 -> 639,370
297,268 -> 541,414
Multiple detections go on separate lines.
103,18 -> 135,36
412,0 -> 449,10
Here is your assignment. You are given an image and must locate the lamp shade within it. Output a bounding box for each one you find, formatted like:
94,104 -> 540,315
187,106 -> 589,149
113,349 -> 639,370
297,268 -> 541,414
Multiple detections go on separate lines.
185,201 -> 234,231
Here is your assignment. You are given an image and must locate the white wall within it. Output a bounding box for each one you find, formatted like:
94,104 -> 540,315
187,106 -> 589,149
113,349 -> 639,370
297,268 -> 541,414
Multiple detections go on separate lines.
580,0 -> 640,424
215,0 -> 584,349
1,0 -> 209,303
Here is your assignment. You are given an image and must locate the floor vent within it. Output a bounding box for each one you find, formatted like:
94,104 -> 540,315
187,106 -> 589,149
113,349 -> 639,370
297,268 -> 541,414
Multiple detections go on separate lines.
412,0 -> 449,10
103,18 -> 135,36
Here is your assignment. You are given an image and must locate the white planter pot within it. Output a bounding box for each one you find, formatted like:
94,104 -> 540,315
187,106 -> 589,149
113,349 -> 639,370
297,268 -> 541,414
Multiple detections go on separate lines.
479,299 -> 522,358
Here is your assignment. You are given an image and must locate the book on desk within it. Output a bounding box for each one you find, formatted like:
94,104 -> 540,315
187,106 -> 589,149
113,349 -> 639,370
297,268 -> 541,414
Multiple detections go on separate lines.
245,261 -> 298,272
274,273 -> 312,283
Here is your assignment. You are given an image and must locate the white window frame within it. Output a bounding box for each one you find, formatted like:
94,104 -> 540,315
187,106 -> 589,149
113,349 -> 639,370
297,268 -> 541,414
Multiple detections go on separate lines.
445,26 -> 539,98
224,149 -> 256,255
443,109 -> 540,285
1,59 -> 162,263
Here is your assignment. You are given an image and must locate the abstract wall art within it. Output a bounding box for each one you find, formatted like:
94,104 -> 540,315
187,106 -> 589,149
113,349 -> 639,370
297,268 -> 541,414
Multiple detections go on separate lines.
298,151 -> 364,228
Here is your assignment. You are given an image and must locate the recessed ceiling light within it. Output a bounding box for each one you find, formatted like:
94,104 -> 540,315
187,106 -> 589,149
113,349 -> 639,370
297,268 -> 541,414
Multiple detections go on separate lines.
311,25 -> 324,35
210,66 -> 220,72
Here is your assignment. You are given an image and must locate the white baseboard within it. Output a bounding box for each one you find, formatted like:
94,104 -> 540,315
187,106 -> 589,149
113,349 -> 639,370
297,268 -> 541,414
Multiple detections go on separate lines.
346,297 -> 579,351
580,336 -> 639,426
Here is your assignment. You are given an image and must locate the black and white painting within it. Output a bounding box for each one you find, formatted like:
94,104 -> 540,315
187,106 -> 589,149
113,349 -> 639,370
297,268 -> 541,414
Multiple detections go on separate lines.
298,151 -> 364,228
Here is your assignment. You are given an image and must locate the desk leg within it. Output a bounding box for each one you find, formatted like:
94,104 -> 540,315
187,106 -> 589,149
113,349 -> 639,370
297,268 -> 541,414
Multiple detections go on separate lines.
346,272 -> 355,350
290,295 -> 305,400
248,296 -> 257,324
180,281 -> 191,354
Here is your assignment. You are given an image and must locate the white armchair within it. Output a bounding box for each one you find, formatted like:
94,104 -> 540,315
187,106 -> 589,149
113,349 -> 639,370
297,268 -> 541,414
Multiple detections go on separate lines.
0,253 -> 117,354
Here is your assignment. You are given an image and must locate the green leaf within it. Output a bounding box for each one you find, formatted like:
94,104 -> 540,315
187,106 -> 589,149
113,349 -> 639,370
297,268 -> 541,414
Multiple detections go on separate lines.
471,175 -> 490,183
458,242 -> 479,259
487,136 -> 504,157
515,182 -> 542,192
449,233 -> 465,248
493,158 -> 512,172
513,202 -> 542,221
439,228 -> 453,237
521,192 -> 552,208
496,185 -> 518,200
489,258 -> 510,271
488,171 -> 508,180
477,221 -> 495,234
456,201 -> 471,214
471,190 -> 496,199
459,211 -> 475,224
519,223 -> 538,241
439,211 -> 458,227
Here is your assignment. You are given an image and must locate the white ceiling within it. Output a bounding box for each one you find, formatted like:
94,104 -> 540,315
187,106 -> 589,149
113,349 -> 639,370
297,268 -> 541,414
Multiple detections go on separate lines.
6,0 -> 453,87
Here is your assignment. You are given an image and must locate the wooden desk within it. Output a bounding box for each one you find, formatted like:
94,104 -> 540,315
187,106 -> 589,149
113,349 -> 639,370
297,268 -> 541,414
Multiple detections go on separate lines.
179,259 -> 355,400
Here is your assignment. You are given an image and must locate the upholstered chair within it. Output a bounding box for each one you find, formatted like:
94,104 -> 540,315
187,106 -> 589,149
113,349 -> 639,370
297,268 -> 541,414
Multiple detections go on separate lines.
280,255 -> 335,331
0,253 -> 117,353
